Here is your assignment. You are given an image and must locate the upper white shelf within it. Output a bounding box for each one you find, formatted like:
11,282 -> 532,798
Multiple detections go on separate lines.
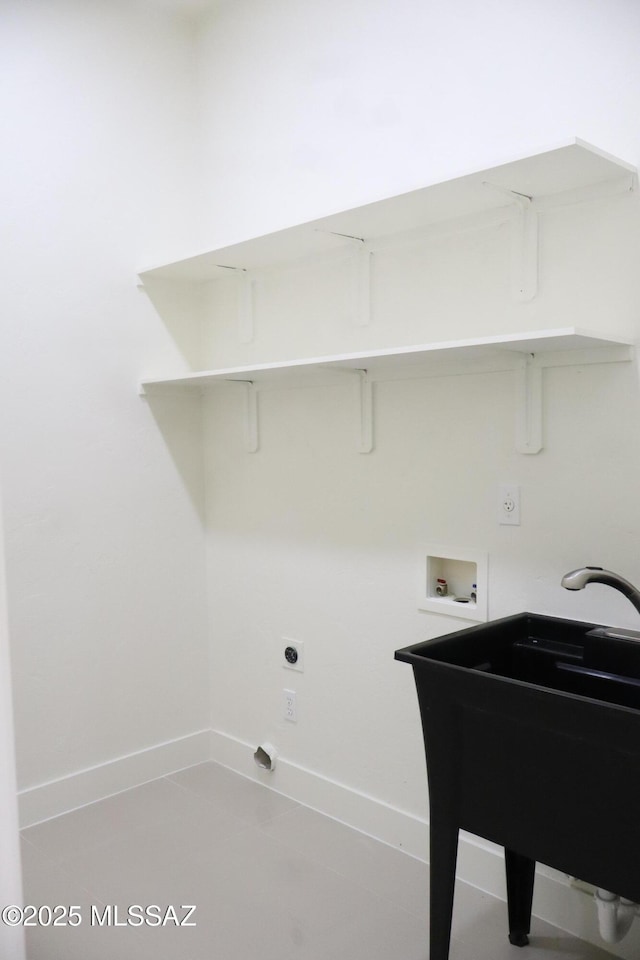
139,139 -> 636,283
140,328 -> 634,392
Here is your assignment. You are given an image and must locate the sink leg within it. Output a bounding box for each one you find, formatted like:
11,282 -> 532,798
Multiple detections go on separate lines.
429,821 -> 459,960
505,848 -> 535,947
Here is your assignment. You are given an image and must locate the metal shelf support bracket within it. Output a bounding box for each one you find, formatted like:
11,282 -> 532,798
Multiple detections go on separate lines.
511,196 -> 538,302
243,381 -> 259,453
215,265 -> 255,343
355,370 -> 374,454
322,231 -> 372,326
482,182 -> 538,302
516,355 -> 543,454
238,271 -> 255,344
354,241 -> 372,327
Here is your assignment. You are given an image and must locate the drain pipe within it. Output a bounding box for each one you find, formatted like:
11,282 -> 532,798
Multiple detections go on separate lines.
253,742 -> 278,772
594,889 -> 638,944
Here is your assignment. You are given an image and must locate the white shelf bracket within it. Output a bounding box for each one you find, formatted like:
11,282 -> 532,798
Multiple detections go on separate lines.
510,196 -> 538,302
321,231 -> 372,326
354,241 -> 372,327
482,182 -> 538,301
515,355 -> 543,455
216,265 -> 255,343
355,370 -> 373,454
238,271 -> 255,344
242,381 -> 259,453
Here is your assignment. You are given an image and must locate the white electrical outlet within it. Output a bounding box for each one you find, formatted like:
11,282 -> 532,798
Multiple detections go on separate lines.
283,688 -> 297,722
498,484 -> 521,525
282,638 -> 304,672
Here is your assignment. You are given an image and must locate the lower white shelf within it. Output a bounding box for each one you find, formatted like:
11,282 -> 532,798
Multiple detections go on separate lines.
139,328 -> 633,456
139,327 -> 633,392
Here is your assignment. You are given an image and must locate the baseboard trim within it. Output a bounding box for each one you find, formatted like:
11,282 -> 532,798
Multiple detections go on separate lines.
210,727 -> 429,856
209,728 -> 637,959
18,729 -> 210,827
16,727 -> 637,957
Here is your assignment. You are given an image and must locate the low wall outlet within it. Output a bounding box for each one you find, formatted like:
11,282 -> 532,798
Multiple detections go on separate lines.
283,688 -> 297,722
499,484 -> 521,525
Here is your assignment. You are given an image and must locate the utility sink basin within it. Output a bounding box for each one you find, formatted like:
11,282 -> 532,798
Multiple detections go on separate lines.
395,613 -> 640,959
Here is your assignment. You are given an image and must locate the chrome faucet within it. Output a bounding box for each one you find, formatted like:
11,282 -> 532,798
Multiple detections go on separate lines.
561,566 -> 640,616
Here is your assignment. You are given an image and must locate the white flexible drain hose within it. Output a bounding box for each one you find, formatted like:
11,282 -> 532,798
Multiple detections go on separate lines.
595,889 -> 638,943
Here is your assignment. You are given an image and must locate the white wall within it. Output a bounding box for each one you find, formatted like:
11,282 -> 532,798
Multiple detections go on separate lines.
4,0 -> 640,951
196,0 -> 640,246
195,0 -> 640,800
0,487 -> 25,959
194,1 -> 640,952
0,0 -> 209,804
202,196 -> 640,804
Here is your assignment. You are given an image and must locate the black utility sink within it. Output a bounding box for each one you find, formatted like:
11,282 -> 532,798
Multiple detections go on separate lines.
395,613 -> 640,960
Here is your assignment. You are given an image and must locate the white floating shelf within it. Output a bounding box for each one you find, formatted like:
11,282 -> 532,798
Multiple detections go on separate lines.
140,328 -> 634,456
139,139 -> 636,283
138,138 -> 637,456
140,328 -> 633,391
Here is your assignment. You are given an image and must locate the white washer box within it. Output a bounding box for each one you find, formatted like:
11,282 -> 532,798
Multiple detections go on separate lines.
419,545 -> 488,622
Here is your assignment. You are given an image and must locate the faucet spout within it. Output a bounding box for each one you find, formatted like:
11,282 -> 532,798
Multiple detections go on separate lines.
561,567 -> 640,616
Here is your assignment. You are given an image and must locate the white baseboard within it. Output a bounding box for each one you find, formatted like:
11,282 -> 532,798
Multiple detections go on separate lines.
209,728 -> 638,960
209,728 -> 430,858
18,729 -> 210,827
16,726 -> 639,958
